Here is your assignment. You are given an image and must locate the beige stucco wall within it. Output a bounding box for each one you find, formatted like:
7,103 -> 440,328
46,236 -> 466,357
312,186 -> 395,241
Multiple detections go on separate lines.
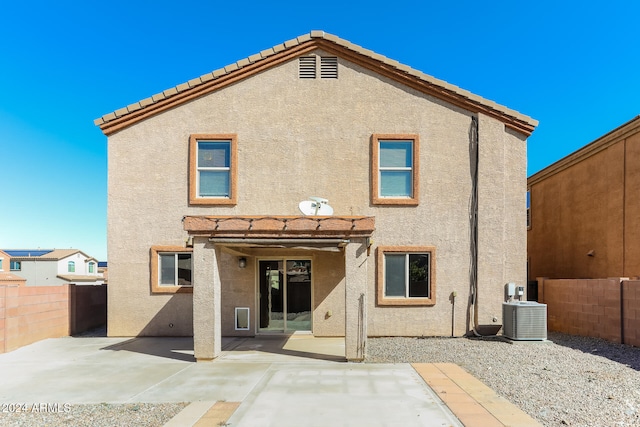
107,49 -> 528,337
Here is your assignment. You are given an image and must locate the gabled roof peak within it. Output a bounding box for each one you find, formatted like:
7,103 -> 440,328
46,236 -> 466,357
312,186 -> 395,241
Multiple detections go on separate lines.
95,31 -> 537,136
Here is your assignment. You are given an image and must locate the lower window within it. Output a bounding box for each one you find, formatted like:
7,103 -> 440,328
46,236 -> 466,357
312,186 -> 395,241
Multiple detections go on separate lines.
377,246 -> 435,306
151,246 -> 193,294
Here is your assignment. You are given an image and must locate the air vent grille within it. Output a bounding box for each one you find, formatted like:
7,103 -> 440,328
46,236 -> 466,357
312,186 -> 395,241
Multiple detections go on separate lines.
299,56 -> 316,79
320,56 -> 338,79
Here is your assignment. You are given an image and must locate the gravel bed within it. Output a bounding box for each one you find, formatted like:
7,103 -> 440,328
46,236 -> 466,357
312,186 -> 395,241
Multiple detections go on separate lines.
0,403 -> 188,427
368,332 -> 640,427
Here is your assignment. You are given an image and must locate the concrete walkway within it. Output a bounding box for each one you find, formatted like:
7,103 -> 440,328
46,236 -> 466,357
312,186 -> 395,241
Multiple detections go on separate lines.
0,335 -> 541,426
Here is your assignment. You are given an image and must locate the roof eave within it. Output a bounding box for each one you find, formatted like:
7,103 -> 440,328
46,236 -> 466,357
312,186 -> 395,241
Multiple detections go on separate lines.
528,115 -> 640,185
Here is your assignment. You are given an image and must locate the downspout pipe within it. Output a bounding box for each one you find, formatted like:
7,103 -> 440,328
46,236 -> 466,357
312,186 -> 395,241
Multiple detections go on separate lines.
468,115 -> 484,337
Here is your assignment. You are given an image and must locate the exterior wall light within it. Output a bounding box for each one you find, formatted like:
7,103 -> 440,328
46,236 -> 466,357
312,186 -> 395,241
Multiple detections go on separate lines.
238,257 -> 247,268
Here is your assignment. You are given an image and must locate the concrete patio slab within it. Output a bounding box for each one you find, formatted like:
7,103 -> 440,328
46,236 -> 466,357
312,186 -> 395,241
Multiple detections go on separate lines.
225,363 -> 460,427
0,335 -> 540,426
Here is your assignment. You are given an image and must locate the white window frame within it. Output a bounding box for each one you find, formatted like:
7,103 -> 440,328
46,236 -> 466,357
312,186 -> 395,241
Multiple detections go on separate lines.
158,253 -> 193,287
197,141 -> 230,197
384,253 -> 430,298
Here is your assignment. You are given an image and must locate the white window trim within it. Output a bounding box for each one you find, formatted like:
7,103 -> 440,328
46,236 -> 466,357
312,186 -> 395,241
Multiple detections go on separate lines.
158,253 -> 193,287
383,253 -> 431,299
196,141 -> 231,198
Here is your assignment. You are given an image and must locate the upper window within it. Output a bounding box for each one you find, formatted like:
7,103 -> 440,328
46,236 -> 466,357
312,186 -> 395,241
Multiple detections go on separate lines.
0,258 -> 3,271
377,246 -> 435,306
88,262 -> 95,274
189,134 -> 237,205
371,134 -> 419,205
150,246 -> 193,294
68,261 -> 75,273
10,261 -> 21,271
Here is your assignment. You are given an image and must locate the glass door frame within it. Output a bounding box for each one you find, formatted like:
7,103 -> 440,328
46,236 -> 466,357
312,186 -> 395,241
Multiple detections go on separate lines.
256,256 -> 314,334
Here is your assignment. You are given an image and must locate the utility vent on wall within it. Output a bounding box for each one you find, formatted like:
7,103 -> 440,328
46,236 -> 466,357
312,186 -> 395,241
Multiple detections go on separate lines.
502,302 -> 547,341
299,56 -> 316,79
320,56 -> 338,78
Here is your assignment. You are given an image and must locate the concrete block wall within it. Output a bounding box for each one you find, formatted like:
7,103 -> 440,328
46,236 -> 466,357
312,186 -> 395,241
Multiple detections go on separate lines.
539,278 -> 640,345
0,285 -> 69,353
623,280 -> 640,347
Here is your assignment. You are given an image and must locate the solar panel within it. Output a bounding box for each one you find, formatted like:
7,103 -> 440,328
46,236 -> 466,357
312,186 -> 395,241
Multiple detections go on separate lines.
3,249 -> 54,257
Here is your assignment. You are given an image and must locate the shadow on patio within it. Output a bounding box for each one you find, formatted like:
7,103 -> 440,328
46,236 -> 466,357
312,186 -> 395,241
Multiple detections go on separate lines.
98,334 -> 345,363
221,334 -> 346,362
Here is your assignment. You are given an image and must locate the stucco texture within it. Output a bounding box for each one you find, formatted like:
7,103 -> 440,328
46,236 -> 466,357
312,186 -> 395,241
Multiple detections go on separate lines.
528,129 -> 640,279
107,50 -> 528,338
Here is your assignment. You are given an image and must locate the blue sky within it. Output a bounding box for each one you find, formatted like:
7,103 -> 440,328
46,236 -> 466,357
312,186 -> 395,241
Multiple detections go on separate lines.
1,1 -> 639,261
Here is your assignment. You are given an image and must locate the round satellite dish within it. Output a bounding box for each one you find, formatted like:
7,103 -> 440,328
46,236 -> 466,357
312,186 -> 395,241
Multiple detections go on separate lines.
299,197 -> 334,216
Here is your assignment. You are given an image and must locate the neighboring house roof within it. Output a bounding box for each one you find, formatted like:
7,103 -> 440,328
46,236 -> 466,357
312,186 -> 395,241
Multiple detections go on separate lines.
6,249 -> 93,261
528,115 -> 640,185
3,249 -> 53,257
57,274 -> 102,283
0,272 -> 26,285
95,30 -> 537,137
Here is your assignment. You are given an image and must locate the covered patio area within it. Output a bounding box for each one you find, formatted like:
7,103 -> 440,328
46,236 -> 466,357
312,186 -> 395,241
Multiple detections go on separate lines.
183,215 -> 375,362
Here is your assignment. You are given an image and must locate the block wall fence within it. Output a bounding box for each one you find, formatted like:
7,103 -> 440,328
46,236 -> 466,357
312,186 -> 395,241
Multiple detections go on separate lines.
0,284 -> 106,354
537,278 -> 640,347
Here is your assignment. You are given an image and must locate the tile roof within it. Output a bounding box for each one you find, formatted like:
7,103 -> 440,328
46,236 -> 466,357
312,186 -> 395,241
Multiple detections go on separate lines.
0,272 -> 26,283
95,31 -> 537,136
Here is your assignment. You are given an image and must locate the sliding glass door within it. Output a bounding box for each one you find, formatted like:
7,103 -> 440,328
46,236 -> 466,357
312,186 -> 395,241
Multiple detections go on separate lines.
258,259 -> 312,332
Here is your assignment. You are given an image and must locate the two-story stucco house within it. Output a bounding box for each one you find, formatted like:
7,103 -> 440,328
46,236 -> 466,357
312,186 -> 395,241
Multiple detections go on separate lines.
4,249 -> 104,286
95,31 -> 537,361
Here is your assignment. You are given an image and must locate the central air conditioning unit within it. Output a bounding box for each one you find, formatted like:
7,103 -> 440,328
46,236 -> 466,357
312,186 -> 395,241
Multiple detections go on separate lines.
502,302 -> 547,341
